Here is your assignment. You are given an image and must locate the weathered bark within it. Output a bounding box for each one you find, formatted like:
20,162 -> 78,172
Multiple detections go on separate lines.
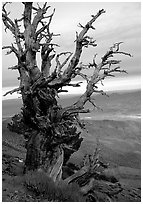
25,131 -> 63,182
3,2 -> 131,188
8,84 -> 83,179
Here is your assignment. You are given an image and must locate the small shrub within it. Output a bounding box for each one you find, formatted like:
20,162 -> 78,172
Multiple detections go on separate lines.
24,171 -> 55,195
55,181 -> 85,202
24,171 -> 85,201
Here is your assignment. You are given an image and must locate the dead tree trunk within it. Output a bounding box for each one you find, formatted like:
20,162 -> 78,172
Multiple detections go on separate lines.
3,2 -> 131,188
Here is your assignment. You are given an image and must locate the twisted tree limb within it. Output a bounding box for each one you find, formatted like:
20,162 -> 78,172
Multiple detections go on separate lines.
62,42 -> 132,114
3,3 -> 132,192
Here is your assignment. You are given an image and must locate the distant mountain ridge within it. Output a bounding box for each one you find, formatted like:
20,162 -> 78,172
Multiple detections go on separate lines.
2,90 -> 141,119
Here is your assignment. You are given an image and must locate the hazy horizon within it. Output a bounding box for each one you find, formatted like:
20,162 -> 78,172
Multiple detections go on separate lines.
2,75 -> 141,100
2,88 -> 141,119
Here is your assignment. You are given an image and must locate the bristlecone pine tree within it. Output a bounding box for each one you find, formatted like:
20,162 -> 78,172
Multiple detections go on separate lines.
2,2 -> 131,194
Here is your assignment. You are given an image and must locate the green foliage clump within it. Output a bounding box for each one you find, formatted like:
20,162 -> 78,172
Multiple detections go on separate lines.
24,171 -> 85,202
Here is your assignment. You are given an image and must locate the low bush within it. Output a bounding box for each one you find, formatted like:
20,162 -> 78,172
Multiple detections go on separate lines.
24,171 -> 85,202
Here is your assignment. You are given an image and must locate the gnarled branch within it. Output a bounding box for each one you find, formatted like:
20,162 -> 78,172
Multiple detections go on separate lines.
63,9 -> 105,80
64,42 -> 131,112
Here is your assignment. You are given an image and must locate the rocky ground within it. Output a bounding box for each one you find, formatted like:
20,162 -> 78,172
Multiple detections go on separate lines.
2,117 -> 141,202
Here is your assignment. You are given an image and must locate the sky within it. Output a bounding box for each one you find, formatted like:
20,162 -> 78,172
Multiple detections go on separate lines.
2,2 -> 141,99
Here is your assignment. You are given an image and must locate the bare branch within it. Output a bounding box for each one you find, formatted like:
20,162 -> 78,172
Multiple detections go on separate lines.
3,87 -> 23,96
2,2 -> 11,15
8,65 -> 20,70
2,3 -> 14,27
15,16 -> 24,23
2,12 -> 15,34
74,71 -> 89,83
44,10 -> 105,89
64,166 -> 89,184
93,89 -> 109,97
46,8 -> 55,31
88,97 -> 102,111
2,45 -> 19,58
64,82 -> 83,87
78,9 -> 105,39
64,42 -> 131,111
14,19 -> 24,54
57,89 -> 68,93
62,9 -> 105,81
32,5 -> 51,33
55,52 -> 73,76
41,43 -> 56,77
77,23 -> 85,29
2,3 -> 24,57
114,51 -> 132,57
64,108 -> 90,116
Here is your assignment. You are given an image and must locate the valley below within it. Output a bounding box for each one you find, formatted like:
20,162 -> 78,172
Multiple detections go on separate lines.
2,90 -> 141,201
